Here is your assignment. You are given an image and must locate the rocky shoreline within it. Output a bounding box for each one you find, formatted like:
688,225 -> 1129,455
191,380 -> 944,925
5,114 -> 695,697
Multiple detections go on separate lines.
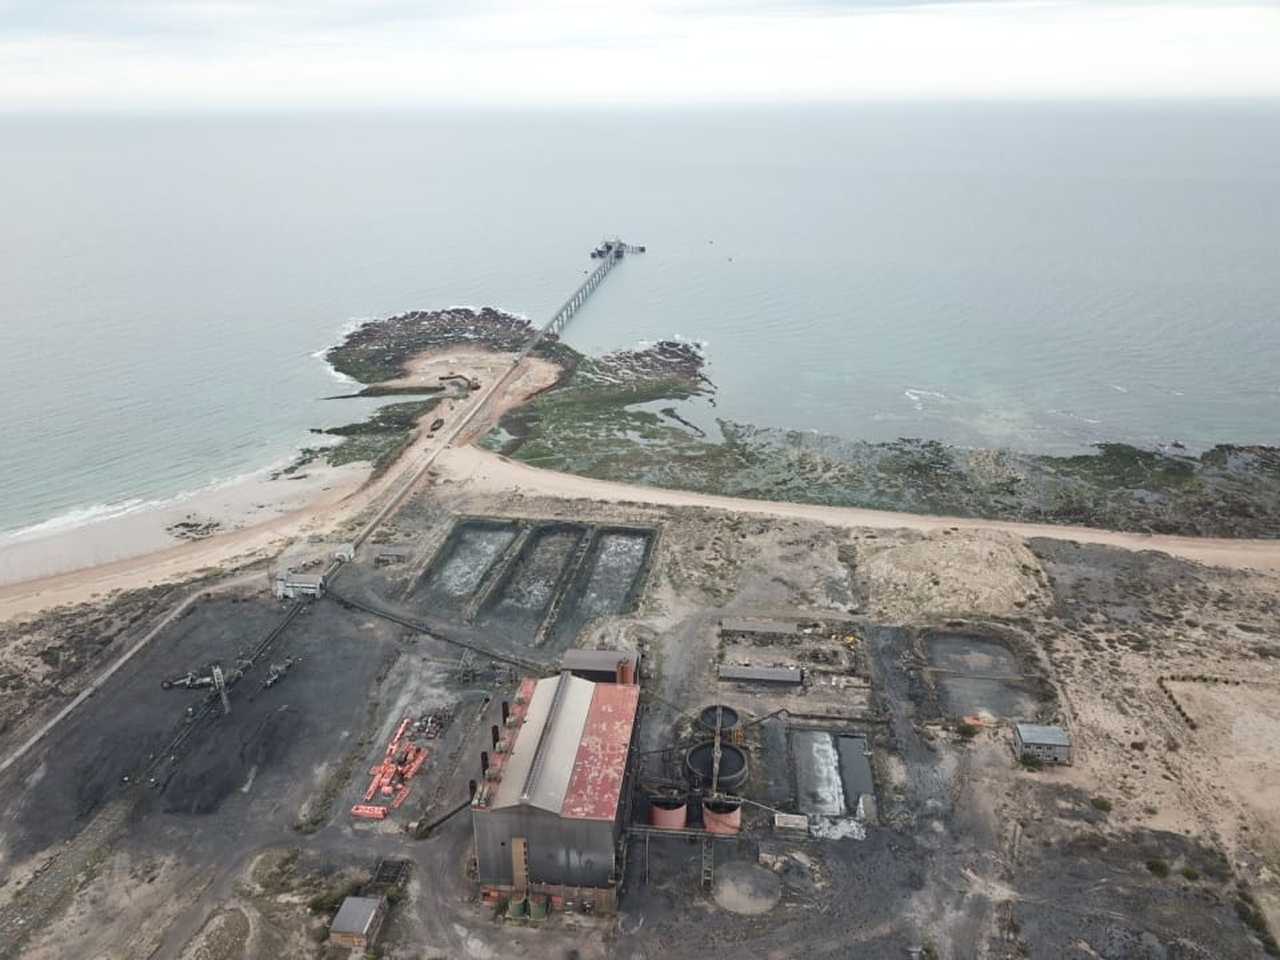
325,307 -> 1280,538
324,306 -> 578,383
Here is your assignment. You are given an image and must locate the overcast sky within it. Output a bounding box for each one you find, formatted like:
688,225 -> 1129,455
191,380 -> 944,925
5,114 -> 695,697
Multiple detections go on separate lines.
2,1 -> 1279,109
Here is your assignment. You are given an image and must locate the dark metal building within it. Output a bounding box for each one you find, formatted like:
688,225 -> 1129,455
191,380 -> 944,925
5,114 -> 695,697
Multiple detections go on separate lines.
471,672 -> 639,913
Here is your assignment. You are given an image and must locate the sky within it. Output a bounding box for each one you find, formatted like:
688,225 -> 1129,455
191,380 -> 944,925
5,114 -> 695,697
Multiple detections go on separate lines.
1,1 -> 1279,109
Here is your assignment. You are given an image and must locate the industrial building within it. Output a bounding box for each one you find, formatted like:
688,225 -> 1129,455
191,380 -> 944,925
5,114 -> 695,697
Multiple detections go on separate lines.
1014,723 -> 1073,765
329,895 -> 387,950
560,648 -> 639,684
471,671 -> 640,913
272,571 -> 325,600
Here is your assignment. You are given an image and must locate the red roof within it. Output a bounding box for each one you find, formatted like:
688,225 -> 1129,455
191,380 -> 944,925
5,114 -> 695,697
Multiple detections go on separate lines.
560,682 -> 640,821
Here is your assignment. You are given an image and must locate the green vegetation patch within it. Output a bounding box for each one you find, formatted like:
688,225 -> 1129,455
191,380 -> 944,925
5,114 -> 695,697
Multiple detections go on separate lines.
287,400 -> 440,478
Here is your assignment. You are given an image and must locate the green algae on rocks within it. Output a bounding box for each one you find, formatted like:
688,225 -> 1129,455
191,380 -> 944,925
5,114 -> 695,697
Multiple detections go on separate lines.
297,306 -> 569,478
287,399 -> 441,478
326,306 -> 1280,538
489,344 -> 1280,538
325,307 -> 578,385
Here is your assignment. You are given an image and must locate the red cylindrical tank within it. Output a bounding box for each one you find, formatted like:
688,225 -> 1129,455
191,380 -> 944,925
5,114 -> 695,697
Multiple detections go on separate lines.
702,798 -> 742,835
648,797 -> 688,829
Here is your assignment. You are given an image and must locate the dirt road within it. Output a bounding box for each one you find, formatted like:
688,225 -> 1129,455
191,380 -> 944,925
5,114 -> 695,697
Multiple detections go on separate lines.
436,445 -> 1280,572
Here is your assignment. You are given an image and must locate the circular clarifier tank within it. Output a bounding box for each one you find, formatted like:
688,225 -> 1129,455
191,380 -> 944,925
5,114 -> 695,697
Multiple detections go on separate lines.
698,704 -> 740,732
685,741 -> 748,791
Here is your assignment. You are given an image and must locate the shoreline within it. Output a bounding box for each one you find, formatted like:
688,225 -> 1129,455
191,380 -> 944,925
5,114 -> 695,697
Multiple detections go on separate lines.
0,459 -> 368,587
4,307 -> 1278,622
0,336 -> 563,622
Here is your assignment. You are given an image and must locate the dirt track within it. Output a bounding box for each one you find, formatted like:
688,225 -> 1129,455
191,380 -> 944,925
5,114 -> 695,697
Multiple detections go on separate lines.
436,444 -> 1280,572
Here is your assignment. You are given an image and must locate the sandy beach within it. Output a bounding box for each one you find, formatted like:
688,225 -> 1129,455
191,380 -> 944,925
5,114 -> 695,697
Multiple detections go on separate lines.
0,348 -> 563,622
0,460 -> 368,587
4,345 -> 1279,624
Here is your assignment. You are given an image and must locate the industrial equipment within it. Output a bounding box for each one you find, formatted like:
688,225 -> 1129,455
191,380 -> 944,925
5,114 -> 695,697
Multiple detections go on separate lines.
263,657 -> 296,688
160,661 -> 234,715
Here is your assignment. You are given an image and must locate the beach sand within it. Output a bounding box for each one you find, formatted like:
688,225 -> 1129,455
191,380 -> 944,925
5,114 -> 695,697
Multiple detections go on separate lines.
5,343 -> 1279,624
434,444 -> 1280,574
0,461 -> 367,587
0,348 -> 563,622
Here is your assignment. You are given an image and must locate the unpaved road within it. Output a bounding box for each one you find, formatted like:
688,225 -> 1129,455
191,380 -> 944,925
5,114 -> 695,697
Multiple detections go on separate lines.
436,445 -> 1280,572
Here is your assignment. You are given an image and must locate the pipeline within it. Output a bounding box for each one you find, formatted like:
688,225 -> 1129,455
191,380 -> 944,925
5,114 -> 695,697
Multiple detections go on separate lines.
325,586 -> 548,675
415,796 -> 473,838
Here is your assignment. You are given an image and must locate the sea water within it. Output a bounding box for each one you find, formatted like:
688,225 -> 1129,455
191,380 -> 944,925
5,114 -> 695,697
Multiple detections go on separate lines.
1,103 -> 1277,537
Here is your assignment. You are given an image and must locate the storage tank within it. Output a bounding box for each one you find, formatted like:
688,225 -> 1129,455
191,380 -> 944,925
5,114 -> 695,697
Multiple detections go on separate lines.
702,798 -> 742,835
648,795 -> 688,829
685,742 -> 748,791
699,705 -> 740,733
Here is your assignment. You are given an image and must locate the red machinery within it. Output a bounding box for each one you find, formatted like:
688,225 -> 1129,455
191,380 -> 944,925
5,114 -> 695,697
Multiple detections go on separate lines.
352,716 -> 431,819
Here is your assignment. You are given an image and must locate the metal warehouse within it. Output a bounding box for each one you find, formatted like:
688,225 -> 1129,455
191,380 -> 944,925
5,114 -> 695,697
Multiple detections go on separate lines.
471,671 -> 640,913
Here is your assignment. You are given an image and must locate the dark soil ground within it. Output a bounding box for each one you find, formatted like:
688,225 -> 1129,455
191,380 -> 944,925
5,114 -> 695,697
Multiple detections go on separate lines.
0,579 -> 203,741
3,481 -> 1278,959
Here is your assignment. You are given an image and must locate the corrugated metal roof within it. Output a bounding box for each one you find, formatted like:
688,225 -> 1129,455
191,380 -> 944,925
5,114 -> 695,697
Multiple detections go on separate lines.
490,673 -> 593,813
332,896 -> 383,935
561,683 -> 640,821
282,573 -> 325,586
719,665 -> 803,685
561,649 -> 631,671
1015,723 -> 1071,747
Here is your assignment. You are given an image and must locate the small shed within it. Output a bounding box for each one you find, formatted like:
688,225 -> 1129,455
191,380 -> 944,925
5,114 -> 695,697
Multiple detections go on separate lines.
1013,723 -> 1073,765
718,664 -> 803,686
329,895 -> 387,950
719,618 -> 798,637
375,546 -> 413,567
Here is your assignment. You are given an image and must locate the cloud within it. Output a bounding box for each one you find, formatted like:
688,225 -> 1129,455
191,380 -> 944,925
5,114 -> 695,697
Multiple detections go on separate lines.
1,1 -> 1278,108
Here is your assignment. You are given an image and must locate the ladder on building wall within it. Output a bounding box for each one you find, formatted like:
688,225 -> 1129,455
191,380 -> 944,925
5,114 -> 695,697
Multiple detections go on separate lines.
512,837 -> 529,895
700,837 -> 714,889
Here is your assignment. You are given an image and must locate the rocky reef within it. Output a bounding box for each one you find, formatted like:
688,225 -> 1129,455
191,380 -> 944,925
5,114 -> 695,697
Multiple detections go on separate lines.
488,340 -> 1280,538
324,306 -> 577,384
325,307 -> 1280,537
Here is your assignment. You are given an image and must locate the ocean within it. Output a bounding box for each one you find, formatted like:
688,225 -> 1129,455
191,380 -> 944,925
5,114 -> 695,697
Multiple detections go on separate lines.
1,103 -> 1278,538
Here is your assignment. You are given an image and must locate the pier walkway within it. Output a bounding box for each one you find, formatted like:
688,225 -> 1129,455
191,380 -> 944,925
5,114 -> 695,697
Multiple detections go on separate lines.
521,237 -> 645,361
349,237 -> 644,549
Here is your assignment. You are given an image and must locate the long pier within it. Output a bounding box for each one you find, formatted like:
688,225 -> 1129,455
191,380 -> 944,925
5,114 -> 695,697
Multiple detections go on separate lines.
521,237 -> 645,361
547,239 -> 645,338
349,237 -> 645,550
